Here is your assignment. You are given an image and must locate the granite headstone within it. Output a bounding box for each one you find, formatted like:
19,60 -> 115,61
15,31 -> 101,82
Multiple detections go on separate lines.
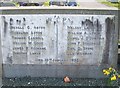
0,14 -> 117,78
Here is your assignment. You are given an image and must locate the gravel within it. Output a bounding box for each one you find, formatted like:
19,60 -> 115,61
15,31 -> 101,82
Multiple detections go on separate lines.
2,77 -> 110,86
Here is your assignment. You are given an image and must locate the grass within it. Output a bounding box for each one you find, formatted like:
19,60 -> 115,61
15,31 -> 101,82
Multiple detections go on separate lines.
97,0 -> 120,9
12,2 -> 20,7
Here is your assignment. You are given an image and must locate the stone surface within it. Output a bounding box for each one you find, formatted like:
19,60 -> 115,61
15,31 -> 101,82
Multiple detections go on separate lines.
0,8 -> 118,78
3,64 -> 107,78
1,15 -> 115,65
0,16 -> 2,88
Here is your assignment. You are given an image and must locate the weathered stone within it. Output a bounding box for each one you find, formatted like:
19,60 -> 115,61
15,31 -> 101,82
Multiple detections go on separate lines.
0,16 -> 2,88
0,8 -> 118,78
1,15 -> 115,65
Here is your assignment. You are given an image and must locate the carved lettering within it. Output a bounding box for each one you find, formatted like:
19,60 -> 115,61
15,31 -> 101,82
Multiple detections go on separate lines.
2,15 -> 114,65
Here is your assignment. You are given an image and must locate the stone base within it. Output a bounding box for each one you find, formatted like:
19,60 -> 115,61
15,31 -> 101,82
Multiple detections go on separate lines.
2,64 -> 109,78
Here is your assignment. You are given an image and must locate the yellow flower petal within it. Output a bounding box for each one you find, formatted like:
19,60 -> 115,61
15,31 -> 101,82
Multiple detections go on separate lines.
103,70 -> 110,75
111,75 -> 116,81
109,67 -> 112,71
106,71 -> 110,75
103,70 -> 106,73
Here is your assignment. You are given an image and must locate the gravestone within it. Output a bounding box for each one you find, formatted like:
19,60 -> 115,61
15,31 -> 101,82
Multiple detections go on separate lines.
1,14 -> 117,78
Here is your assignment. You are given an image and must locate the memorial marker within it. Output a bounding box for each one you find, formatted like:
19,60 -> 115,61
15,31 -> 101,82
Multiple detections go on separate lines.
1,14 -> 115,65
0,14 -> 117,78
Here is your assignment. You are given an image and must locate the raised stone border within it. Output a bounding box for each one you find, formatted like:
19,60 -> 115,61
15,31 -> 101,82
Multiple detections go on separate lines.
0,9 -> 2,88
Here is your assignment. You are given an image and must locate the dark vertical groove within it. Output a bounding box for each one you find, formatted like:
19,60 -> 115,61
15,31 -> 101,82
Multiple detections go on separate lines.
102,17 -> 112,64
